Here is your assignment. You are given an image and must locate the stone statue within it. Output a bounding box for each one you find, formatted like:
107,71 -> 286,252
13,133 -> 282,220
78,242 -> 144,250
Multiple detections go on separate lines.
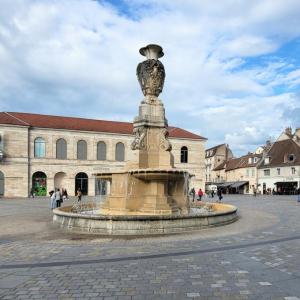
136,44 -> 165,98
132,44 -> 172,158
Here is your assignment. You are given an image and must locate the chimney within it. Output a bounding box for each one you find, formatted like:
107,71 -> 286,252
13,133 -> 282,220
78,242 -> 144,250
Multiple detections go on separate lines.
294,128 -> 300,139
285,127 -> 292,136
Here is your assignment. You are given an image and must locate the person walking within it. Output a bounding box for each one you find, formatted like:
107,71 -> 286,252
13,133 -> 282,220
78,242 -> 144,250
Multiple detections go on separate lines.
49,190 -> 56,209
30,188 -> 35,198
211,189 -> 215,198
197,188 -> 203,201
190,187 -> 195,202
55,188 -> 62,208
253,186 -> 257,197
62,188 -> 69,202
217,189 -> 223,203
77,188 -> 82,203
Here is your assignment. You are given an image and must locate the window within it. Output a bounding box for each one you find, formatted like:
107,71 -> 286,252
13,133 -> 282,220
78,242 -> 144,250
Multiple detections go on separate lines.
34,137 -> 45,158
251,168 -> 255,177
277,168 -> 280,175
115,142 -> 125,161
264,169 -> 270,176
287,154 -> 295,162
246,169 -> 249,177
56,138 -> 67,159
77,140 -> 87,160
291,167 -> 296,175
253,157 -> 257,163
97,141 -> 106,161
264,157 -> 270,164
180,146 -> 188,163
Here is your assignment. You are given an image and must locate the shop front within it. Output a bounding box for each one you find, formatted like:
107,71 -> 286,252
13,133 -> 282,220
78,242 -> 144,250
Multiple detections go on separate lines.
275,181 -> 298,195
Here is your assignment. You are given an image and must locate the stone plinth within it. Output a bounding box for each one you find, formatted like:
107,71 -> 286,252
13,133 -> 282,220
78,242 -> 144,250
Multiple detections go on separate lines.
98,169 -> 189,216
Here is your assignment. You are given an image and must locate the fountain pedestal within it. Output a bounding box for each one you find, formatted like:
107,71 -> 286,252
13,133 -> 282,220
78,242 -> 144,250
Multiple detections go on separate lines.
97,44 -> 189,216
53,44 -> 238,234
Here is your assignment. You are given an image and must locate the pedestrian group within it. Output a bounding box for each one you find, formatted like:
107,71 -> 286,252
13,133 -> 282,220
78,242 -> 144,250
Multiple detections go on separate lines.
50,188 -> 69,209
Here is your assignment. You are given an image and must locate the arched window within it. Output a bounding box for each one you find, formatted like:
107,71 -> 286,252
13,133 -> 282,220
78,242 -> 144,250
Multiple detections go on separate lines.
34,137 -> 45,158
75,172 -> 88,195
32,171 -> 47,196
180,146 -> 188,163
97,141 -> 106,161
115,142 -> 125,161
77,140 -> 87,160
56,138 -> 67,159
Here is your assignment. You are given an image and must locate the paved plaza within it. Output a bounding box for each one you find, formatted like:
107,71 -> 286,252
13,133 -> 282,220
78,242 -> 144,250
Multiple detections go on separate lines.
0,195 -> 300,300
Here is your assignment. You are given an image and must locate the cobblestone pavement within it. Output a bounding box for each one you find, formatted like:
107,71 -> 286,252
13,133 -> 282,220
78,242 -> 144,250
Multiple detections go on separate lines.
0,195 -> 300,299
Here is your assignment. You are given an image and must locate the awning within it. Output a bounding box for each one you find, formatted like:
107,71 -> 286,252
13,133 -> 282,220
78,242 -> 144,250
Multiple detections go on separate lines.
274,181 -> 297,185
218,182 -> 234,188
230,181 -> 248,188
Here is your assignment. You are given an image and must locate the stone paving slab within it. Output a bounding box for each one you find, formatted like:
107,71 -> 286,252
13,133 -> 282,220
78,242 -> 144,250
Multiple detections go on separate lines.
0,195 -> 300,299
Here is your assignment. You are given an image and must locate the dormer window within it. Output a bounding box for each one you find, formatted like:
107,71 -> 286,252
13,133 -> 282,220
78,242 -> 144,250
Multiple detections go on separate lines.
287,154 -> 295,162
264,157 -> 270,164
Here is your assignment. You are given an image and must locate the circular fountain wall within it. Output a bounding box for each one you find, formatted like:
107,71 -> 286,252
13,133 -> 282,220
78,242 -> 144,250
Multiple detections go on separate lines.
52,203 -> 238,235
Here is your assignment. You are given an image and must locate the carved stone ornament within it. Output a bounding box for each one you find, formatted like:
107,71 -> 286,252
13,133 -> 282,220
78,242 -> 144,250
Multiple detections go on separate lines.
137,44 -> 165,97
131,127 -> 146,150
159,128 -> 172,151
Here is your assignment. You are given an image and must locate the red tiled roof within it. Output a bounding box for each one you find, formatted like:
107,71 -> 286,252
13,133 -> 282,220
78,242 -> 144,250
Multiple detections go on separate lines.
0,112 -> 206,140
213,161 -> 226,171
225,153 -> 262,171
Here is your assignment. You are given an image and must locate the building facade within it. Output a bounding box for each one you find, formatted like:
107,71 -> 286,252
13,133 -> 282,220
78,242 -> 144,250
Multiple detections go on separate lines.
206,127 -> 300,195
205,144 -> 233,184
257,127 -> 300,194
0,112 -> 206,198
224,153 -> 262,194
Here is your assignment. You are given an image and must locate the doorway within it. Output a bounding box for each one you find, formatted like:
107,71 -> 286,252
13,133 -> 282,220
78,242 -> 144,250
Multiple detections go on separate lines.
75,172 -> 88,195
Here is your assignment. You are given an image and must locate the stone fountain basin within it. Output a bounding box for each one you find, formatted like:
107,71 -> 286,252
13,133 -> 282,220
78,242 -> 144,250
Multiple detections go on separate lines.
52,203 -> 238,235
129,168 -> 189,180
95,168 -> 191,181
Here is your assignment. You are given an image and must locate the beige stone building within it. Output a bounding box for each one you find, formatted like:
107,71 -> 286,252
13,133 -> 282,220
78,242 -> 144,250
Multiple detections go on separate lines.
205,143 -> 233,184
0,112 -> 206,198
257,127 -> 300,194
224,153 -> 262,194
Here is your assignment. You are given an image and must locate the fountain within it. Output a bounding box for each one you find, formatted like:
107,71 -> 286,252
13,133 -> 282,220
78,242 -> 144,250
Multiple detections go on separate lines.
53,44 -> 238,235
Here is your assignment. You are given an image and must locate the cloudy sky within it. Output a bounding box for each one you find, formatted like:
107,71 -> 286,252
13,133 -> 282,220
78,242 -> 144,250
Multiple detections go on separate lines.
1,0 -> 300,156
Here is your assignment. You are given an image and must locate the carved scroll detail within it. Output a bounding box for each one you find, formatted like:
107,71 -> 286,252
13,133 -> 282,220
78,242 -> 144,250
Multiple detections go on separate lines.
131,127 -> 147,150
160,128 -> 172,151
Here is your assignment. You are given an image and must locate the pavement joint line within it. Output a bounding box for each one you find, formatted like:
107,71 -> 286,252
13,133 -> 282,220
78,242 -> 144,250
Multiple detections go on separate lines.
0,234 -> 300,270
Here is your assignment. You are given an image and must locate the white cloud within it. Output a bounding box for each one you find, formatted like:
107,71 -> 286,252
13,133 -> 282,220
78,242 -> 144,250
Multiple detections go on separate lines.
0,0 -> 300,156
